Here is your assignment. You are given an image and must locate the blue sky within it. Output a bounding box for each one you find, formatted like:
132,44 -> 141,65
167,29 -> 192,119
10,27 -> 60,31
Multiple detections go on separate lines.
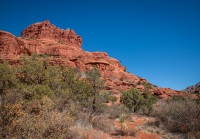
1,0 -> 200,90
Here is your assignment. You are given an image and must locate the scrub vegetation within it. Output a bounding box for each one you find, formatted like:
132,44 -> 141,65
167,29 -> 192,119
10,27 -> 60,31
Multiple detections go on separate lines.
0,54 -> 199,139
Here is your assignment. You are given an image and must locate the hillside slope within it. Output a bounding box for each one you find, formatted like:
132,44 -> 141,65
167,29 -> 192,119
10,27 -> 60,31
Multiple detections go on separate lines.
0,20 -> 186,99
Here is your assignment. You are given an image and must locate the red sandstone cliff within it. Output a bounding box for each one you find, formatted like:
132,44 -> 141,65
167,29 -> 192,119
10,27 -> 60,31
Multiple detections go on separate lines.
0,20 -> 187,99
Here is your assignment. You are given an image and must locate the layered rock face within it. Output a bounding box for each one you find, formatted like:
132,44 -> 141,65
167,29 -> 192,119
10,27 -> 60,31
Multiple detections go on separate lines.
0,20 -> 185,99
0,31 -> 19,57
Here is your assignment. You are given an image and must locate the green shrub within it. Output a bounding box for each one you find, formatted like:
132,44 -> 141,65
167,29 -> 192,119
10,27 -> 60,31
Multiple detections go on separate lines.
100,92 -> 117,103
22,84 -> 54,101
85,67 -> 105,120
45,66 -> 63,93
110,95 -> 117,103
120,86 -> 158,114
100,92 -> 111,103
0,56 -> 124,138
170,95 -> 185,101
0,62 -> 17,94
120,88 -> 144,112
141,91 -> 158,115
18,54 -> 50,85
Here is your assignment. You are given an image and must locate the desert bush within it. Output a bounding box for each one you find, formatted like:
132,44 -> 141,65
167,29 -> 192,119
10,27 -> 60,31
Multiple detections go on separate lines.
0,62 -> 18,139
110,95 -> 117,102
138,91 -> 158,115
21,84 -> 54,101
0,62 -> 17,133
0,62 -> 17,93
114,113 -> 136,137
120,87 -> 158,114
0,91 -> 80,139
0,102 -> 23,138
100,92 -> 117,103
106,104 -> 129,119
0,91 -> 23,137
41,96 -> 55,112
153,98 -> 200,138
171,95 -> 185,101
46,66 -> 64,92
15,110 -> 76,139
0,56 -> 113,138
91,115 -> 115,133
100,92 -> 111,103
17,54 -> 49,85
120,88 -> 144,112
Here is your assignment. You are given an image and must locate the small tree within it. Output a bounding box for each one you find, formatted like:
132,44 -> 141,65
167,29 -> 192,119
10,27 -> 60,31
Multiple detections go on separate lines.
142,84 -> 158,114
17,54 -> 57,102
120,88 -> 144,112
61,68 -> 81,91
61,68 -> 93,106
86,66 -> 104,121
18,54 -> 50,85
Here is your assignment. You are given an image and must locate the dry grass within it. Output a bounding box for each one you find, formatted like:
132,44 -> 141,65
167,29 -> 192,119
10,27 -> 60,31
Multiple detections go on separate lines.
106,104 -> 129,119
114,128 -> 136,137
91,115 -> 116,134
137,121 -> 185,139
15,110 -> 77,139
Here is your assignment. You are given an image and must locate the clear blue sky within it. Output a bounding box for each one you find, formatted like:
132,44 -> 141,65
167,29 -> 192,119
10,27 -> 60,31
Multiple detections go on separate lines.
1,0 -> 200,90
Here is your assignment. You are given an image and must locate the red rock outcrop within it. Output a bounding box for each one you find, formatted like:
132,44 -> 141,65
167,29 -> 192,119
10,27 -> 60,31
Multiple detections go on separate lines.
0,20 -> 185,99
21,20 -> 82,48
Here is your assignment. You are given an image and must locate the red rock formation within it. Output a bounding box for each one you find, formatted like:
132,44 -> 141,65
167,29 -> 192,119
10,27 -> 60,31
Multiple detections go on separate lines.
0,20 -> 185,99
0,31 -> 19,57
21,20 -> 82,48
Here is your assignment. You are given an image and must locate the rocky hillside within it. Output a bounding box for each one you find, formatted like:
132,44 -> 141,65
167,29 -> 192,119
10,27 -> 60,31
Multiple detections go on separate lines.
0,20 -> 188,99
185,82 -> 200,96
